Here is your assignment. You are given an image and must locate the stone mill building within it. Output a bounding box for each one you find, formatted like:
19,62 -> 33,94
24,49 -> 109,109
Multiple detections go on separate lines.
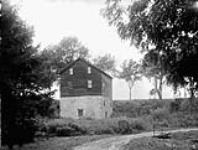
59,58 -> 113,119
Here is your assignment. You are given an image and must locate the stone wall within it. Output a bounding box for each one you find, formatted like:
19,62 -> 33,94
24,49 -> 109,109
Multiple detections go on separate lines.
60,95 -> 111,119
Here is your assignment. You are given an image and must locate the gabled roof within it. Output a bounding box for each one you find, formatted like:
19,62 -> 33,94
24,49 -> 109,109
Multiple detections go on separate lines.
59,58 -> 112,79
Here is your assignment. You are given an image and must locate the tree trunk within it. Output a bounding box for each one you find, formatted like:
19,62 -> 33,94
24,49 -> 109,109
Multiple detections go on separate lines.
157,76 -> 163,100
189,77 -> 195,99
190,88 -> 195,99
154,76 -> 163,100
157,90 -> 162,100
129,87 -> 132,101
1,86 -> 17,148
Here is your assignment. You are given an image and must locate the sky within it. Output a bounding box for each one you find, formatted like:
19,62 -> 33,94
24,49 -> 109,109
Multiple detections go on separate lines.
10,0 -> 175,100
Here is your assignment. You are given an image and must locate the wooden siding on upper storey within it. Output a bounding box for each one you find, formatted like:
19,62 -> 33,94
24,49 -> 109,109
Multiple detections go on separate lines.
60,60 -> 103,97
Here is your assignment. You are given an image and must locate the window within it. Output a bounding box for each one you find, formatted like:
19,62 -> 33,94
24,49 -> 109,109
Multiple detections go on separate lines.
105,112 -> 108,118
78,109 -> 83,117
87,80 -> 92,88
69,68 -> 73,75
88,67 -> 91,74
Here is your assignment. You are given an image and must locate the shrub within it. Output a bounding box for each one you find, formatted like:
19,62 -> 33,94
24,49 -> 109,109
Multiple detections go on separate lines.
54,123 -> 87,136
112,99 -> 172,118
94,127 -> 115,135
56,126 -> 75,136
131,119 -> 149,131
38,117 -> 149,136
151,107 -> 170,121
117,120 -> 132,134
169,98 -> 183,112
180,98 -> 198,113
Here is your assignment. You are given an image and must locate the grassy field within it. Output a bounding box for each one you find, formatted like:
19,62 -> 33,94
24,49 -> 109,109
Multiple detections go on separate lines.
112,98 -> 198,129
0,135 -> 112,150
122,130 -> 198,150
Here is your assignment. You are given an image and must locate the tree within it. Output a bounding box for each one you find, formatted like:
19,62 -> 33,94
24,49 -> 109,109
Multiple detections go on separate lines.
93,53 -> 117,75
142,49 -> 166,99
42,37 -> 90,73
118,59 -> 142,100
103,0 -> 198,98
1,1 -> 55,148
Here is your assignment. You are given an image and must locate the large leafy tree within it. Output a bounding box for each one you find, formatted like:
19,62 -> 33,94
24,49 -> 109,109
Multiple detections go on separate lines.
118,59 -> 142,100
93,53 -> 117,75
41,37 -> 90,73
1,1 -> 55,147
103,0 -> 198,98
142,49 -> 166,99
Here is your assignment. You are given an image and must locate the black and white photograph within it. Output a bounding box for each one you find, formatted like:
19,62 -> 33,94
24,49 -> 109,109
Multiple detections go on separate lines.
1,0 -> 198,149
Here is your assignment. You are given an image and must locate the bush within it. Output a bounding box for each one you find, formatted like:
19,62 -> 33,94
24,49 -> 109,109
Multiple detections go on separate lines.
169,98 -> 183,112
117,120 -> 132,134
180,98 -> 198,112
151,107 -> 170,121
35,99 -> 198,138
48,123 -> 87,137
112,99 -> 172,118
94,127 -> 115,135
172,112 -> 198,128
131,119 -> 149,131
56,126 -> 75,136
37,117 -> 151,137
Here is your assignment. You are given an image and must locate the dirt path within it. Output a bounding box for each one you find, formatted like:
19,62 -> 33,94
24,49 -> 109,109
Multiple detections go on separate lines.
73,128 -> 198,150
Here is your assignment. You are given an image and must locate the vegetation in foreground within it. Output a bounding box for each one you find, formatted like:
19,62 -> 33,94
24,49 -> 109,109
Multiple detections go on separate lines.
0,134 -> 111,150
122,130 -> 198,150
35,98 -> 198,138
1,98 -> 198,150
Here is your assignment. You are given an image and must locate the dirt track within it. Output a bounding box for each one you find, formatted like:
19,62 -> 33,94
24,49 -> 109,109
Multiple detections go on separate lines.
73,128 -> 198,150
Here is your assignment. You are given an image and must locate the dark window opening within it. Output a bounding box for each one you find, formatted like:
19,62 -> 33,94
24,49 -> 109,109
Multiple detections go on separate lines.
105,112 -> 108,118
78,109 -> 83,117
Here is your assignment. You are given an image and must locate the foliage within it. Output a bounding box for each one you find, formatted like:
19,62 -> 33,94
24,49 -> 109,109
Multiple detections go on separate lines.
142,49 -> 166,99
55,123 -> 87,137
123,131 -> 198,150
93,53 -> 116,75
0,1 -> 55,147
112,99 -> 170,118
103,0 -> 198,97
33,98 -> 198,140
118,59 -> 142,100
113,98 -> 198,129
41,37 -> 90,73
40,117 -> 150,137
0,135 -> 111,150
117,120 -> 131,134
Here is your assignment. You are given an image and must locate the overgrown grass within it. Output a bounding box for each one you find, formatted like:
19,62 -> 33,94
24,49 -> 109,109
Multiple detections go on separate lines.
35,98 -> 198,138
112,99 -> 172,118
113,98 -> 198,129
41,117 -> 151,137
122,130 -> 198,150
2,98 -> 198,149
0,135 -> 111,150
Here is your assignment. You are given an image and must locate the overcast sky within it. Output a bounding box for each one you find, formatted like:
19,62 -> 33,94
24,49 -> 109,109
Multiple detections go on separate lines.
11,0 -> 175,100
